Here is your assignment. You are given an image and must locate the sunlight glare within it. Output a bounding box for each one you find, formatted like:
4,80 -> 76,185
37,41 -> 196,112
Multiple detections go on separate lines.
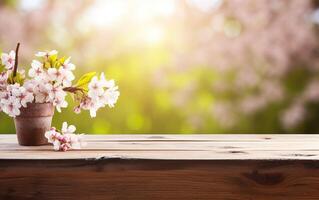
144,26 -> 164,45
83,0 -> 127,28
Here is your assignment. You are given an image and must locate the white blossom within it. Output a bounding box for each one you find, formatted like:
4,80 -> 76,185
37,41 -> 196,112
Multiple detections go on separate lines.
34,82 -> 50,103
28,60 -> 44,79
13,86 -> 34,107
53,140 -> 62,151
45,128 -> 61,143
88,76 -> 104,99
102,87 -> 120,108
55,98 -> 68,112
61,122 -> 76,135
47,67 -> 64,83
80,73 -> 119,117
1,50 -> 15,70
62,57 -> 75,71
60,67 -> 75,87
0,72 -> 8,90
1,96 -> 21,117
35,50 -> 58,58
44,123 -> 86,152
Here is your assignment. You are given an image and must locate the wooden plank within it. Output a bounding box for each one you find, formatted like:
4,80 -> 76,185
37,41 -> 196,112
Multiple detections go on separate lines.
1,141 -> 319,151
1,134 -> 319,199
0,150 -> 318,160
2,134 -> 319,142
1,159 -> 319,200
0,135 -> 319,160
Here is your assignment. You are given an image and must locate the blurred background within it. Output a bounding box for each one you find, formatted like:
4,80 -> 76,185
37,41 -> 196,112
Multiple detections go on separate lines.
1,0 -> 319,134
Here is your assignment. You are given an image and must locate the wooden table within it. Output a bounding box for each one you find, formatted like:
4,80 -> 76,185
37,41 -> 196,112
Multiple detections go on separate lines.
1,134 -> 319,200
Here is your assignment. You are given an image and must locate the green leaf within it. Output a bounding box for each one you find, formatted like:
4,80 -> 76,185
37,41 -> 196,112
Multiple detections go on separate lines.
53,56 -> 66,68
74,72 -> 96,88
0,64 -> 4,73
48,54 -> 58,68
7,71 -> 24,85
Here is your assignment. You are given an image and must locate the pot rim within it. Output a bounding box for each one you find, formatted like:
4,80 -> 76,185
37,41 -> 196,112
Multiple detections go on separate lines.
16,102 -> 55,118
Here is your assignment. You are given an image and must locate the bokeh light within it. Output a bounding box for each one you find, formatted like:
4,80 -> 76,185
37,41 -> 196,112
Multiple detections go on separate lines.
1,0 -> 319,134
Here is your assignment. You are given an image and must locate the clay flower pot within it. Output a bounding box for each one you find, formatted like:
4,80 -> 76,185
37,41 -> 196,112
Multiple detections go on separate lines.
14,103 -> 54,146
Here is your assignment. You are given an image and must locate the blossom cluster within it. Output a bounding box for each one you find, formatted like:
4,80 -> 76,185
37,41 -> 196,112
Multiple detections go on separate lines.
0,48 -> 119,118
0,83 -> 34,117
24,50 -> 73,112
75,73 -> 120,117
0,51 -> 33,117
45,122 -> 86,151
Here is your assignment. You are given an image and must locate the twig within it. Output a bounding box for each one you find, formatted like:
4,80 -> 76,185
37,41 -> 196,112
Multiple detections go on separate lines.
63,86 -> 85,94
13,43 -> 20,77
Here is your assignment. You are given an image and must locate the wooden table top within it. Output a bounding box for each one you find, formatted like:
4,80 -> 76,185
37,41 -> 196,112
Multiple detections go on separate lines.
2,134 -> 319,200
1,134 -> 318,160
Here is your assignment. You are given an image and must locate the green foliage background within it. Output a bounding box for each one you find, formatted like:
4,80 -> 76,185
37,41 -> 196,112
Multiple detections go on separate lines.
1,0 -> 319,134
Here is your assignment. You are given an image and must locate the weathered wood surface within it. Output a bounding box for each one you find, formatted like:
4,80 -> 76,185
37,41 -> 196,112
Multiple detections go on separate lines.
1,134 -> 319,200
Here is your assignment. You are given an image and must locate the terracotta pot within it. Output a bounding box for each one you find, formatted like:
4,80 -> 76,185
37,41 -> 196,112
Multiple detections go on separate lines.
14,103 -> 54,146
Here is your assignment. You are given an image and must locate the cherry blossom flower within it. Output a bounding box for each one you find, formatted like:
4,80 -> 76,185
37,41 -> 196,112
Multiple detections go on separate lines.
88,102 -> 99,117
0,72 -> 8,90
0,91 -> 9,112
23,79 -> 44,96
7,83 -> 21,93
34,82 -> 51,103
1,96 -> 21,117
99,72 -> 110,87
44,83 -> 68,112
45,122 -> 86,151
55,98 -> 68,112
47,67 -> 64,83
102,87 -> 120,108
35,50 -> 58,58
46,84 -> 65,101
46,66 -> 75,87
28,60 -> 44,79
1,50 -> 15,70
61,122 -> 76,135
0,90 -> 9,102
45,128 -> 61,143
88,76 -> 104,99
59,142 -> 72,151
12,86 -> 34,107
80,73 -> 119,117
62,57 -> 75,71
60,67 -> 75,87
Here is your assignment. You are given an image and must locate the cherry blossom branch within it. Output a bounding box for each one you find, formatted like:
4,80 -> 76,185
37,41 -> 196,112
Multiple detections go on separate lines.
13,42 -> 20,77
63,86 -> 85,94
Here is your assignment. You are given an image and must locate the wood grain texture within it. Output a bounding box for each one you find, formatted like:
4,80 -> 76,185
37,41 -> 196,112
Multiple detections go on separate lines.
0,134 -> 319,160
1,134 -> 319,199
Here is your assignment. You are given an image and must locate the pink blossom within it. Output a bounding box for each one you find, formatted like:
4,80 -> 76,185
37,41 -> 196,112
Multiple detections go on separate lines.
35,50 -> 58,58
1,50 -> 15,70
28,60 -> 44,79
44,122 -> 86,151
1,96 -> 21,117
